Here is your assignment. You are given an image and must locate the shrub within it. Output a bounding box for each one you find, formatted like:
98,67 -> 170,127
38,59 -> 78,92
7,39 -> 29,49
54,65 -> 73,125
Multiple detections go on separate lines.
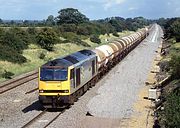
61,32 -> 78,40
0,31 -> 28,53
0,44 -> 27,64
2,70 -> 14,79
90,35 -> 101,44
112,32 -> 119,37
72,38 -> 90,47
27,27 -> 37,35
59,24 -> 77,33
159,60 -> 170,72
77,26 -> 89,35
169,54 -> 180,79
39,52 -> 46,60
159,88 -> 180,127
26,27 -> 37,44
36,28 -> 58,51
61,39 -> 70,43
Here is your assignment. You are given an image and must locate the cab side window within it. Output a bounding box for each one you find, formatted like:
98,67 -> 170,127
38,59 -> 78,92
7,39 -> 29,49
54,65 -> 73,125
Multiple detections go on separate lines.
70,69 -> 75,88
92,60 -> 95,76
70,69 -> 74,80
76,68 -> 81,86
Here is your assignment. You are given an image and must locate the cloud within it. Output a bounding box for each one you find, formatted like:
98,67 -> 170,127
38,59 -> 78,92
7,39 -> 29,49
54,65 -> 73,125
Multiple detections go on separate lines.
175,7 -> 180,13
86,0 -> 126,10
104,0 -> 126,10
128,7 -> 137,11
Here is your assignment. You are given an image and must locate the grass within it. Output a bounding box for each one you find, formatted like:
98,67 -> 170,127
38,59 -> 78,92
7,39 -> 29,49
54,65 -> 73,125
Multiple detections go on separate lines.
0,30 -> 133,82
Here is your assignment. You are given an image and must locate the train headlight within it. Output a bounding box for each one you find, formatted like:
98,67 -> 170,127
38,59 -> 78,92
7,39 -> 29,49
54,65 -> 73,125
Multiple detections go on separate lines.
39,90 -> 44,93
64,90 -> 69,93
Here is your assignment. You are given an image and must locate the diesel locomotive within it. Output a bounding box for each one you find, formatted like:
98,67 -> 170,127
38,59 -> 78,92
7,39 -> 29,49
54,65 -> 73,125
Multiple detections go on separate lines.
39,27 -> 149,108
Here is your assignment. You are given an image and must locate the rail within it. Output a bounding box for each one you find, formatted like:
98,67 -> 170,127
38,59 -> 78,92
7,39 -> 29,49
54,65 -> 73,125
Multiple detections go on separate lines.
0,70 -> 38,94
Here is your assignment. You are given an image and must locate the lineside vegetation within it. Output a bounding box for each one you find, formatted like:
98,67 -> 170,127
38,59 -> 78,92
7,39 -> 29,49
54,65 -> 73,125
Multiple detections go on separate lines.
156,17 -> 180,128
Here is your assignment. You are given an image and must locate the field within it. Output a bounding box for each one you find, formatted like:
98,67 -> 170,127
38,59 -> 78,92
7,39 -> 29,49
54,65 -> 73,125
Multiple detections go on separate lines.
0,31 -> 133,82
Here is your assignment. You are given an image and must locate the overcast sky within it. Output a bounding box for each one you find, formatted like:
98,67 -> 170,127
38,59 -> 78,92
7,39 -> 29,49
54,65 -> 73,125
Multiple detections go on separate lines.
0,0 -> 180,20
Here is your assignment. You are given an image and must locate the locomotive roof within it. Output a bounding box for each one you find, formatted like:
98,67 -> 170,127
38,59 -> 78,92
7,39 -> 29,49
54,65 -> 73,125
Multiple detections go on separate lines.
41,49 -> 96,68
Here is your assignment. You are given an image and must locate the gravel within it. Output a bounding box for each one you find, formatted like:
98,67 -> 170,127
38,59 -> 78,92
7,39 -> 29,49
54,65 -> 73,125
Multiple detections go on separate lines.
0,78 -> 42,128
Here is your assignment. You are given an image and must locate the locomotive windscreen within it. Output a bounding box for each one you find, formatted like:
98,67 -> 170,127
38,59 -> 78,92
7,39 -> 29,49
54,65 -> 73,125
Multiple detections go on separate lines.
40,68 -> 68,81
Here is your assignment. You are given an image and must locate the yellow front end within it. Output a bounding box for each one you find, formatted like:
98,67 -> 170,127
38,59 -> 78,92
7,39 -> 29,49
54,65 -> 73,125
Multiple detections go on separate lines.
38,67 -> 71,96
39,80 -> 70,96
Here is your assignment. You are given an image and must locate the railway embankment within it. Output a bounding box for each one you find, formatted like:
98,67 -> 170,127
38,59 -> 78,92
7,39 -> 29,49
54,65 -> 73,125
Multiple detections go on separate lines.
153,38 -> 180,127
125,37 -> 180,128
121,40 -> 164,128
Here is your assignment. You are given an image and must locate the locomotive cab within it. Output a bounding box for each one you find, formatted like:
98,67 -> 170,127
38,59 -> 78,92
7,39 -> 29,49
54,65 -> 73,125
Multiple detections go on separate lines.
38,62 -> 73,107
39,67 -> 71,95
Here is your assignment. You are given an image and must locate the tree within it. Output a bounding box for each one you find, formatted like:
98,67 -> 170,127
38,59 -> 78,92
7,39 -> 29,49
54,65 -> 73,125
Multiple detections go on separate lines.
109,19 -> 123,32
23,20 -> 30,26
170,18 -> 180,42
157,18 -> 167,26
0,18 -> 3,24
10,20 -> 15,25
56,8 -> 89,25
36,28 -> 58,51
133,17 -> 148,27
46,15 -> 55,26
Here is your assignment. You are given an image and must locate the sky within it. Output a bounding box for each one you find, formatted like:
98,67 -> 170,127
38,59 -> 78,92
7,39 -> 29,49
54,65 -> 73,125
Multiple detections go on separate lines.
0,0 -> 180,20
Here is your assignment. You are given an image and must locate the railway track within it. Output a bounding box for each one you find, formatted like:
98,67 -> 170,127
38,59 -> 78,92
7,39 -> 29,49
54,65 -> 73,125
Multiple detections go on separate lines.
21,108 -> 67,128
25,87 -> 39,94
43,111 -> 64,128
21,108 -> 47,128
0,70 -> 38,94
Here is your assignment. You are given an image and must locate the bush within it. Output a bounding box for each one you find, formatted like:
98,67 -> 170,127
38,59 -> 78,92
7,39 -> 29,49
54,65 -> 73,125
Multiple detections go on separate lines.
61,32 -> 78,40
90,35 -> 101,44
72,38 -> 90,47
169,54 -> 180,79
112,32 -> 119,37
0,30 -> 28,53
159,60 -> 170,72
0,28 -> 28,64
2,70 -> 14,79
39,52 -> 46,60
36,28 -> 58,51
27,27 -> 37,35
61,39 -> 70,43
159,88 -> 180,127
0,44 -> 27,64
60,24 -> 78,33
77,26 -> 89,35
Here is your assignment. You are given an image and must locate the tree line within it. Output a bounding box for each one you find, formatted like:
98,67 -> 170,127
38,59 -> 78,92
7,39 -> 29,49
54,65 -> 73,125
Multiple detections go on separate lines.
157,17 -> 180,79
157,17 -> 180,42
0,8 -> 179,65
0,8 -> 152,64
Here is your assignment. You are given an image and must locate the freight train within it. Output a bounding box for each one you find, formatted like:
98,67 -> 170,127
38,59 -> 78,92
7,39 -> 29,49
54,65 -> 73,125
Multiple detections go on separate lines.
38,27 -> 149,108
